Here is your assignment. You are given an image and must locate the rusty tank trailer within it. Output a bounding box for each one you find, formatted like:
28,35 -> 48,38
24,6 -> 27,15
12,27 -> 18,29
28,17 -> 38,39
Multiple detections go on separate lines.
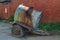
11,4 -> 50,37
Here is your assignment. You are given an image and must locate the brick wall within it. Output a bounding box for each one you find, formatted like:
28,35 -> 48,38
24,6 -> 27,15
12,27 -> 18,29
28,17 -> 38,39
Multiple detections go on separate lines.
0,0 -> 60,22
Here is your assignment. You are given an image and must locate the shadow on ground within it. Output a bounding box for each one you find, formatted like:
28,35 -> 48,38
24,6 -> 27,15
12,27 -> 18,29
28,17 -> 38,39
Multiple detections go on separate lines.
0,22 -> 60,40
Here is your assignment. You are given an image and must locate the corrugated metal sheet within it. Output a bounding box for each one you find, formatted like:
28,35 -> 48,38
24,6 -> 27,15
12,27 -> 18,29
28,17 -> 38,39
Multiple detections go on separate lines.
0,0 -> 11,3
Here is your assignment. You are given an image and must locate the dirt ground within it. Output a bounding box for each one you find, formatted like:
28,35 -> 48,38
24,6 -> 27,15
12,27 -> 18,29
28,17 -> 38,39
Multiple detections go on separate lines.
0,22 -> 60,40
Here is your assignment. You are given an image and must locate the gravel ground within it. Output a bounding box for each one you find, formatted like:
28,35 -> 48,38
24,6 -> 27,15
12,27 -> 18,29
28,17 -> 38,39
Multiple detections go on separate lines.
0,22 -> 60,40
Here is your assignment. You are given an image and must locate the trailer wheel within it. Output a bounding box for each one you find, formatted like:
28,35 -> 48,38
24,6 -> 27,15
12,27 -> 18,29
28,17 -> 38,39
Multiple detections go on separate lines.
11,24 -> 24,37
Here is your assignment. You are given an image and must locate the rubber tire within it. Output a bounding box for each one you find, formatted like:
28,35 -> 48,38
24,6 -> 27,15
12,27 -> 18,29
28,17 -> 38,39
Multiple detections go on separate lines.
11,24 -> 24,38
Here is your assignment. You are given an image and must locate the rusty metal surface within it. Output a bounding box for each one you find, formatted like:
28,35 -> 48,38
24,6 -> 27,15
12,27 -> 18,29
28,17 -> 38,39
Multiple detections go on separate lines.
14,4 -> 42,29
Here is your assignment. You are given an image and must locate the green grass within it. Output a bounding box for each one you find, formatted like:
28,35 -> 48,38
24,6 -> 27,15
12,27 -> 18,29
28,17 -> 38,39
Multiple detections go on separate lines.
0,16 -> 14,23
0,18 -> 8,23
38,23 -> 60,31
8,16 -> 14,21
0,16 -> 60,32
